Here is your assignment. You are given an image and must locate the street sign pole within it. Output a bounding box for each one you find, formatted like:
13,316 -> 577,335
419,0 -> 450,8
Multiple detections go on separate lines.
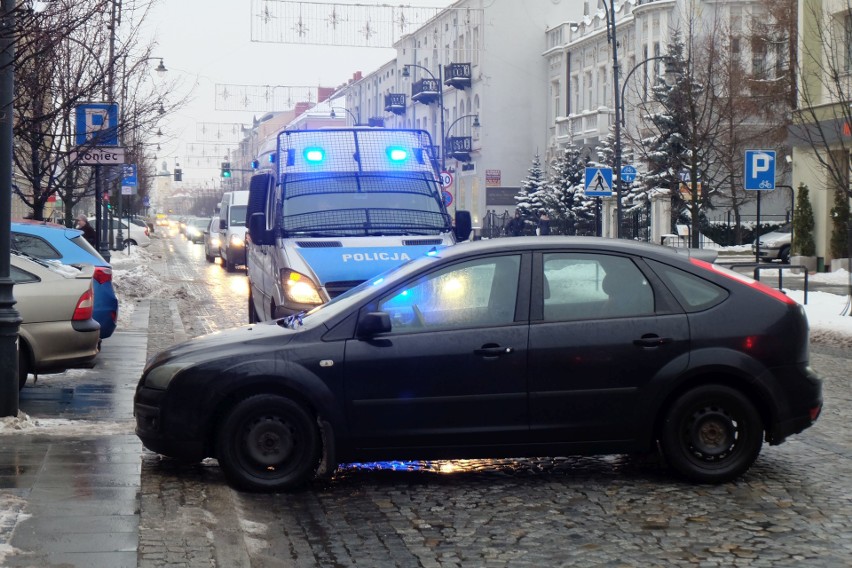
95,165 -> 110,262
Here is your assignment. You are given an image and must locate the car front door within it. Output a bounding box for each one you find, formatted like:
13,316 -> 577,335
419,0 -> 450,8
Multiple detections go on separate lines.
343,253 -> 531,451
527,251 -> 690,445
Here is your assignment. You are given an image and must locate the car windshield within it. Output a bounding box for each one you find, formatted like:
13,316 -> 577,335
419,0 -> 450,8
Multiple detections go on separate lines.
229,206 -> 247,227
280,172 -> 451,238
283,252 -> 440,328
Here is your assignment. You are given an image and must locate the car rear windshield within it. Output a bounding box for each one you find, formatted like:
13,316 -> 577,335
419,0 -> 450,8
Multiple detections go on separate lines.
70,235 -> 107,263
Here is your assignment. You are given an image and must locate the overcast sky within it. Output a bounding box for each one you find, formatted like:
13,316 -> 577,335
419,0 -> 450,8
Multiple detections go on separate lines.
141,0 -> 451,176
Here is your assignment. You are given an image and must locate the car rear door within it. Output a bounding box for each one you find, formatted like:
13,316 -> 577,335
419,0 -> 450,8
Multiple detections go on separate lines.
527,251 -> 690,445
343,252 -> 532,450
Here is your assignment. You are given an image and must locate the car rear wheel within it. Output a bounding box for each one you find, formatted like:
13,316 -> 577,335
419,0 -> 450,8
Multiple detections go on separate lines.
659,385 -> 763,484
18,346 -> 30,390
123,239 -> 137,248
216,394 -> 321,492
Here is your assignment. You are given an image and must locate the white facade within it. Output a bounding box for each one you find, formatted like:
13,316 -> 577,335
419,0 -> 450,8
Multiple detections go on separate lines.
336,0 -> 581,228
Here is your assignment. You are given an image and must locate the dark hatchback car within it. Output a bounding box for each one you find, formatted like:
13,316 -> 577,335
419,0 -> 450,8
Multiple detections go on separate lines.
135,237 -> 822,492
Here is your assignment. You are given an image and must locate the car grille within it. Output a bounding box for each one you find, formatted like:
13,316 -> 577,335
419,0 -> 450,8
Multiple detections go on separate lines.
325,280 -> 364,298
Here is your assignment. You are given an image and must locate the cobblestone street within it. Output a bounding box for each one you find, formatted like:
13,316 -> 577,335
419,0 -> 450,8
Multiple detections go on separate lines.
135,235 -> 852,568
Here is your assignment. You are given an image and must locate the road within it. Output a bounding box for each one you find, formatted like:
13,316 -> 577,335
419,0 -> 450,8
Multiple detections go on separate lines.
136,234 -> 852,568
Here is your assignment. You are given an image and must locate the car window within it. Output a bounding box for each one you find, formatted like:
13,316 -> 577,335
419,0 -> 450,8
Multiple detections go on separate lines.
378,255 -> 521,332
10,265 -> 39,283
542,253 -> 654,321
69,235 -> 105,261
647,259 -> 728,312
11,233 -> 61,260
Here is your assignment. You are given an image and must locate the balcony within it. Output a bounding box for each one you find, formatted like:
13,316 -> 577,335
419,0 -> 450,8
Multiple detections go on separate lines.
411,78 -> 440,104
384,93 -> 406,115
446,136 -> 472,161
444,63 -> 472,90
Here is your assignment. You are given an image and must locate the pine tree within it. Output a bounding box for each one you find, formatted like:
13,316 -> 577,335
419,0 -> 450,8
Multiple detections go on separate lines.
792,183 -> 815,257
829,186 -> 850,259
546,143 -> 594,235
514,152 -> 547,235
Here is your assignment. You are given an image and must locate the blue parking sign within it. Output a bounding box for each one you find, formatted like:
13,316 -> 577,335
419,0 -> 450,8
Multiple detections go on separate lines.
75,103 -> 120,146
744,150 -> 776,190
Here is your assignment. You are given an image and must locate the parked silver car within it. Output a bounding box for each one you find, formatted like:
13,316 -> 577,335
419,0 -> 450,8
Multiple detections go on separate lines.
203,216 -> 221,263
753,223 -> 792,263
12,252 -> 101,389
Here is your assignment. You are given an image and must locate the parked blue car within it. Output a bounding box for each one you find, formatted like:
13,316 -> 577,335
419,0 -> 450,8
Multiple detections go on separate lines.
11,220 -> 118,339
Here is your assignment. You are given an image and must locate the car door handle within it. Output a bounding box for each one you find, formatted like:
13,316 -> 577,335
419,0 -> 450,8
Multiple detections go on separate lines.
474,345 -> 514,357
633,335 -> 673,348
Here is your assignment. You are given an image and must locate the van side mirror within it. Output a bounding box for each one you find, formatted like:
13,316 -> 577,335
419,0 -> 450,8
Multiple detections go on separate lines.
219,218 -> 228,230
357,312 -> 392,337
454,210 -> 472,242
248,212 -> 270,246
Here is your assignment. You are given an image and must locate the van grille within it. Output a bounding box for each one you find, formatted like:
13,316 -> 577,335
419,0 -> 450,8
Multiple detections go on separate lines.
296,241 -> 342,248
325,280 -> 364,298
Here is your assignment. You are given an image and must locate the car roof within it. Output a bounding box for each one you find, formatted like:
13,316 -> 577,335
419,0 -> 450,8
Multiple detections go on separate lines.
11,220 -> 108,267
441,236 -> 705,264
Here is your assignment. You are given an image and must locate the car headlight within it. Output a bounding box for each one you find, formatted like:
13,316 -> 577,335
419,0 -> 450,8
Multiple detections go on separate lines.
230,234 -> 244,246
144,360 -> 195,390
280,269 -> 322,304
211,237 -> 221,247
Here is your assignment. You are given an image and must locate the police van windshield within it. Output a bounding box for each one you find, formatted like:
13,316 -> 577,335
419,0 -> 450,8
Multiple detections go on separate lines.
280,172 -> 451,238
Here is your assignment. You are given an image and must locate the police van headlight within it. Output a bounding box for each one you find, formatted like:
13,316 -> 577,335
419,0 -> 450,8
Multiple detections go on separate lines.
280,269 -> 322,305
230,234 -> 244,247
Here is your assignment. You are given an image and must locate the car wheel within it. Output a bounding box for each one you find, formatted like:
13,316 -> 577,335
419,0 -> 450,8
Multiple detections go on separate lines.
123,239 -> 137,248
205,251 -> 214,263
225,257 -> 236,272
659,385 -> 763,484
216,394 -> 321,492
248,292 -> 259,324
780,246 -> 791,264
18,345 -> 30,390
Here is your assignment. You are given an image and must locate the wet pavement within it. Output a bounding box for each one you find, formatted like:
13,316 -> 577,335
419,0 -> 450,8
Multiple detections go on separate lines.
0,301 -> 150,567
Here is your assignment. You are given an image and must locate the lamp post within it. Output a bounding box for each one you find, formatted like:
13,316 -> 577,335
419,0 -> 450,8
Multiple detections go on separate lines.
619,55 -> 674,126
603,0 -> 626,238
443,114 -> 480,213
329,106 -> 359,125
402,63 -> 445,172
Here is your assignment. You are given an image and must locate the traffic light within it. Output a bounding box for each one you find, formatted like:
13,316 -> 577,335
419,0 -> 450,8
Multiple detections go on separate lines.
174,167 -> 182,182
221,162 -> 232,178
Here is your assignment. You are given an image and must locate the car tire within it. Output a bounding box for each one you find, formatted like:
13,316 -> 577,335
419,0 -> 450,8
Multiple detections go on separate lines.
123,239 -> 137,248
216,394 -> 321,492
225,256 -> 236,272
780,246 -> 791,264
248,292 -> 259,324
659,385 -> 763,484
205,251 -> 214,263
18,345 -> 30,390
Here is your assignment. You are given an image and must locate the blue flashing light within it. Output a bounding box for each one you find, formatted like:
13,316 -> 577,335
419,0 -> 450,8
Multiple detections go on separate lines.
426,247 -> 439,257
372,277 -> 384,286
386,146 -> 408,162
304,147 -> 325,163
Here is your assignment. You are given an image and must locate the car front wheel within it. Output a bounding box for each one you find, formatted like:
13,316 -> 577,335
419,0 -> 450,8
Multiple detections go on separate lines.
18,346 -> 30,390
216,394 -> 321,492
659,385 -> 763,484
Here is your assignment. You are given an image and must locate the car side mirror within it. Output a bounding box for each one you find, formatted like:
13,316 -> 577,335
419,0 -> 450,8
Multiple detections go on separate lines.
357,312 -> 392,337
219,218 -> 228,230
454,210 -> 472,242
248,212 -> 270,246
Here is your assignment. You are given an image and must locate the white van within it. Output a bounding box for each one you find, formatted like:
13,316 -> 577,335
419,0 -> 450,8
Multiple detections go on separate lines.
217,190 -> 249,272
245,128 -> 471,322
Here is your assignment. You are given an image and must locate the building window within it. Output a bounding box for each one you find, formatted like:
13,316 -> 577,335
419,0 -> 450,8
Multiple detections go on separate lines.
585,70 -> 593,110
552,81 -> 561,122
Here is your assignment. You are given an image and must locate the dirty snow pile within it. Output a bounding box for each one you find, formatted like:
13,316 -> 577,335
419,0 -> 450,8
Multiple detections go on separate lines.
0,411 -> 134,436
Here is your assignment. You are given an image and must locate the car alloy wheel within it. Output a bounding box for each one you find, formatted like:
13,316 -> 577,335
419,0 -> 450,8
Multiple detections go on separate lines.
660,385 -> 763,484
216,394 -> 321,492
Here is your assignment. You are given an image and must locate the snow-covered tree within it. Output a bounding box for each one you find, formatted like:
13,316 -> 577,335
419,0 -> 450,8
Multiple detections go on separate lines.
546,143 -> 595,235
514,152 -> 547,235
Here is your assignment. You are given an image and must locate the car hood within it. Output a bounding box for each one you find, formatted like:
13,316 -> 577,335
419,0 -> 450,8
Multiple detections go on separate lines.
759,231 -> 791,242
145,320 -> 298,370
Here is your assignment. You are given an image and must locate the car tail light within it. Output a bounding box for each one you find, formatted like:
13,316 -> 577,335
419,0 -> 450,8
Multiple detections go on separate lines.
690,258 -> 797,306
93,266 -> 112,284
73,286 -> 95,321
144,227 -> 149,237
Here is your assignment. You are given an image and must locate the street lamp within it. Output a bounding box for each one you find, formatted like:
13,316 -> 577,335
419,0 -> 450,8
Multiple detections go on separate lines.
402,63 -> 446,171
619,55 -> 675,126
329,106 -> 359,125
443,114 -> 480,213
603,0 -> 625,238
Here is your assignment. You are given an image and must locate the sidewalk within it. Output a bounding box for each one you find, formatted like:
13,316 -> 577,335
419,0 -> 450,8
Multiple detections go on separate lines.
0,297 -> 184,568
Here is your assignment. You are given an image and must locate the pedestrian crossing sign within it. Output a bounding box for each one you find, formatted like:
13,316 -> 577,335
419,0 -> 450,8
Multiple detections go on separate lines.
585,167 -> 613,196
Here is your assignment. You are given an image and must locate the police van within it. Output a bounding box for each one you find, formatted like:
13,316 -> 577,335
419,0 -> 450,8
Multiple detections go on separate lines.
245,128 -> 471,322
